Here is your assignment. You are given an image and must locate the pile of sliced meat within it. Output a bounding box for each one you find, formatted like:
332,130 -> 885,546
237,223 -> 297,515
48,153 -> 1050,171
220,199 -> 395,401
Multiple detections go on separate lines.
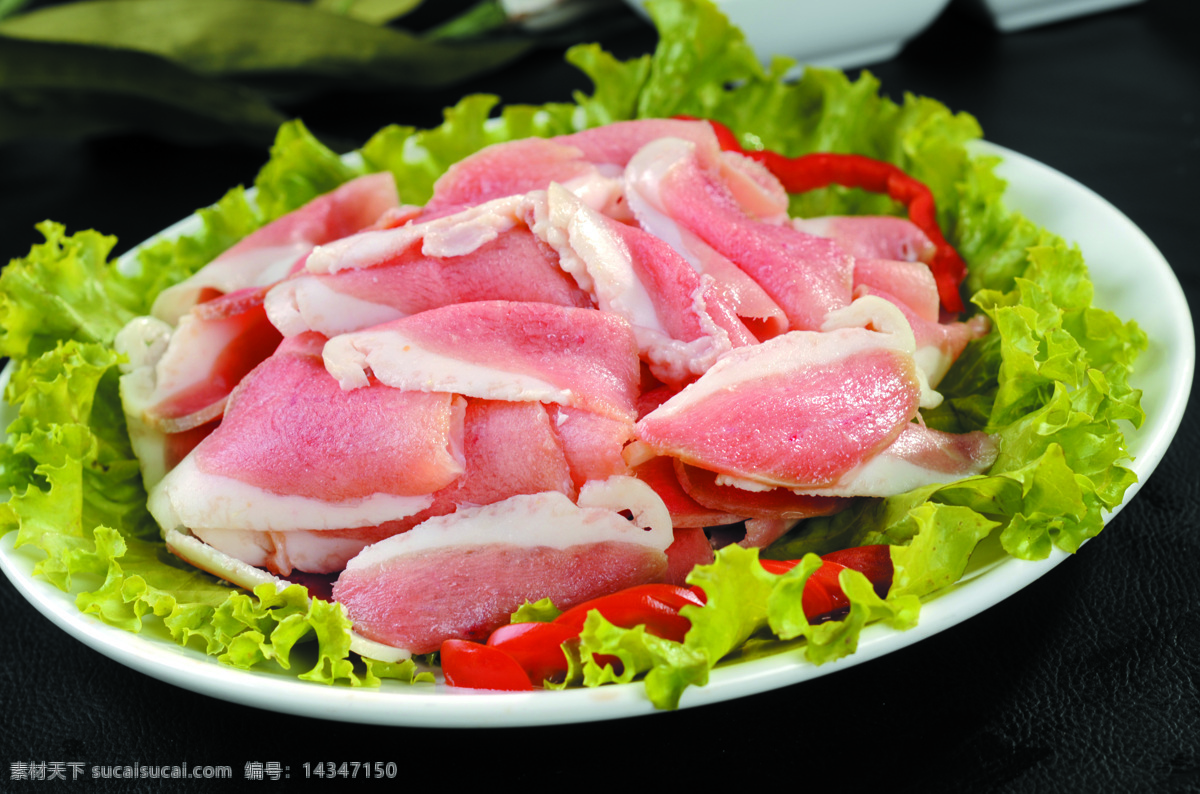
116,119 -> 997,659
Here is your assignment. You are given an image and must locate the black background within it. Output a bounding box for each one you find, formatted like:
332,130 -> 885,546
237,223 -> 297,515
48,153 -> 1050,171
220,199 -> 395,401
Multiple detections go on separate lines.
2,1 -> 1198,791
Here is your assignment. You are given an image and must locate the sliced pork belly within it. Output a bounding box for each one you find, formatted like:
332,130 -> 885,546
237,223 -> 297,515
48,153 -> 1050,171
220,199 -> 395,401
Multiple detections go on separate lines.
664,526 -> 715,586
626,137 -> 854,331
304,192 -> 545,275
673,461 -> 848,524
793,422 -> 998,497
180,399 -> 578,576
793,216 -> 937,264
422,137 -> 616,218
853,258 -> 941,324
637,298 -> 926,492
152,172 -> 399,324
547,405 -> 634,490
324,301 -> 640,422
332,478 -> 674,654
122,288 -> 282,434
148,332 -> 464,547
855,283 -> 989,386
633,455 -> 742,529
539,183 -> 756,385
265,226 -> 591,337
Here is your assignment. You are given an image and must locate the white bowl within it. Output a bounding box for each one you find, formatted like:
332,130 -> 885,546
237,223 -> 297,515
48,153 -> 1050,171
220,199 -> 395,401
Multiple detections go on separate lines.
968,0 -> 1145,32
623,0 -> 952,69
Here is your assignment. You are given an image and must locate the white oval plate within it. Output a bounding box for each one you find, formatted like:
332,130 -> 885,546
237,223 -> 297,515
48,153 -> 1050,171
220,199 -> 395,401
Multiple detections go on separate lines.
1,142 -> 1193,727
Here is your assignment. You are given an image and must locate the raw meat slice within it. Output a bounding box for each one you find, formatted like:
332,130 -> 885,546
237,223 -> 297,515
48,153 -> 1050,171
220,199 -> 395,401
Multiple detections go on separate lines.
423,137 -> 607,217
626,137 -> 854,331
793,216 -> 937,264
673,461 -> 848,523
539,183 -> 756,385
664,526 -> 715,586
176,399 -> 577,576
792,422 -> 998,497
633,455 -> 742,529
152,172 -> 399,324
332,478 -> 673,653
853,258 -> 941,324
304,193 -> 539,274
546,405 -> 634,490
265,225 -> 591,337
123,288 -> 282,434
323,301 -> 640,422
148,332 -> 466,546
855,283 -> 990,386
636,297 -> 926,491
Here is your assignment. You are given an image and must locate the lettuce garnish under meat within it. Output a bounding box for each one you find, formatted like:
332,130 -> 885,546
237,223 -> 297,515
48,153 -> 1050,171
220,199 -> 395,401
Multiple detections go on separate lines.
0,0 -> 1145,706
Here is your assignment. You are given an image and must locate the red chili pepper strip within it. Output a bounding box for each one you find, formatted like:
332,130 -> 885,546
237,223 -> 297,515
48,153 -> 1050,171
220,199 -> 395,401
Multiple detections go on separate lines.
487,621 -> 579,686
802,560 -> 850,619
822,544 -> 894,599
553,584 -> 706,643
759,544 -> 896,620
440,639 -> 534,692
677,116 -> 968,313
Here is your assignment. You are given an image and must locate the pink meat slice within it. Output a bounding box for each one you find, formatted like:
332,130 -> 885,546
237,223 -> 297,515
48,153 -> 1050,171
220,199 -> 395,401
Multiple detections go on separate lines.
152,172 -> 399,323
542,184 -> 756,385
142,288 -> 283,432
332,481 -> 674,653
559,119 -> 719,166
673,461 -> 848,524
636,326 -> 923,490
855,283 -> 989,386
793,216 -> 937,264
627,138 -> 853,331
633,455 -> 742,529
188,398 -> 577,576
546,405 -> 634,490
265,226 -> 592,337
664,526 -> 715,586
805,422 -> 998,497
562,120 -> 790,220
853,258 -> 941,324
193,333 -> 464,501
424,137 -> 602,217
323,301 -> 640,423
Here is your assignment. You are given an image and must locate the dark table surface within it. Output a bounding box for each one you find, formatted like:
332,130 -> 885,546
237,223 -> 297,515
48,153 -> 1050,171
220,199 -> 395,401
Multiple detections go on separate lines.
2,1 -> 1198,791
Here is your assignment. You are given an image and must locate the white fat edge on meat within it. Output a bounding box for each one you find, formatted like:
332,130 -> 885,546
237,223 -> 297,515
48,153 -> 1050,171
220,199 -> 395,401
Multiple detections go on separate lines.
189,527 -> 382,577
151,243 -> 310,325
114,316 -> 176,489
820,296 -> 942,409
345,476 -> 672,571
625,140 -> 790,332
716,150 -> 791,224
165,527 -> 412,663
789,426 -> 999,498
322,326 -> 570,403
264,276 -> 407,338
123,311 -> 243,429
540,184 -> 732,384
644,296 -> 937,427
305,194 -> 529,274
148,454 -> 436,534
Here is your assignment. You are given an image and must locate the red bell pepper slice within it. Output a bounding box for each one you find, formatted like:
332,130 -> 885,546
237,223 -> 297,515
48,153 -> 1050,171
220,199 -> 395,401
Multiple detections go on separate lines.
759,544 -> 895,621
553,583 -> 706,643
440,639 -> 534,692
486,621 -> 579,686
822,544 -> 894,599
676,116 -> 968,313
